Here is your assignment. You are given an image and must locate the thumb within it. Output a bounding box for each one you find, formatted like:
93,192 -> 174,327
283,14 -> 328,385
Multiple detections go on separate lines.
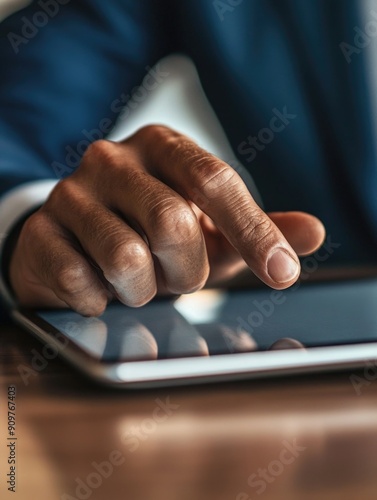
268,211 -> 326,256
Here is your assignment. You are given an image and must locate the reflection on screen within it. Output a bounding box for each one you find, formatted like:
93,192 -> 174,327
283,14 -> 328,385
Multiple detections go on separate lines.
38,280 -> 377,362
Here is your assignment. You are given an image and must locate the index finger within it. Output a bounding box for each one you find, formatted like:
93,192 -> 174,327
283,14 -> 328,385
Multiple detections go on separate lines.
131,126 -> 300,289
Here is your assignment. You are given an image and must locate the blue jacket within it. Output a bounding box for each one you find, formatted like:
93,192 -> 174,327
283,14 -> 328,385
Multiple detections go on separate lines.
0,0 -> 376,308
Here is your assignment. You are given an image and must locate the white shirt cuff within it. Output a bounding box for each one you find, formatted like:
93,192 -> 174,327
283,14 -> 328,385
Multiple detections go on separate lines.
0,180 -> 58,308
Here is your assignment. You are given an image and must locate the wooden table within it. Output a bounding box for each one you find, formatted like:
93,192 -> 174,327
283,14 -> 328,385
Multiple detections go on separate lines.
1,310 -> 377,500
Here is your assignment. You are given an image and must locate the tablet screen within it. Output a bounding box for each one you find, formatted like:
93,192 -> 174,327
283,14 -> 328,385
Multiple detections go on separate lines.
36,278 -> 377,362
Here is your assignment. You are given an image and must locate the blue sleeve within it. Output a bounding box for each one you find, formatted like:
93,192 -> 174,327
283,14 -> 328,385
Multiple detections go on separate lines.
0,0 -> 171,196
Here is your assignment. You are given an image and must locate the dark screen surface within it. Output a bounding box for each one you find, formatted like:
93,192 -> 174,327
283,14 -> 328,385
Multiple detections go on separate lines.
37,279 -> 377,362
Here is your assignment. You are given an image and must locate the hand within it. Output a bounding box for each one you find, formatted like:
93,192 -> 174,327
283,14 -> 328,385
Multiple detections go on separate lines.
9,125 -> 325,316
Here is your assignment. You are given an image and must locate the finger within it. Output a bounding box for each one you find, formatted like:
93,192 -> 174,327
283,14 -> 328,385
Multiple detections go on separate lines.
268,212 -> 326,256
199,209 -> 325,283
196,209 -> 248,283
53,186 -> 157,307
200,209 -> 326,283
26,212 -> 109,316
97,157 -> 210,295
133,126 -> 301,290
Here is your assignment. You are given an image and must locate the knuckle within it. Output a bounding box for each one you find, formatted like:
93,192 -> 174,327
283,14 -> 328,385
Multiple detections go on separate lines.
54,263 -> 90,296
80,140 -> 117,173
21,210 -> 52,247
46,179 -> 79,211
133,125 -> 182,161
162,135 -> 201,167
105,241 -> 151,281
149,201 -> 200,249
198,163 -> 237,196
136,124 -> 176,143
22,210 -> 45,236
84,139 -> 114,160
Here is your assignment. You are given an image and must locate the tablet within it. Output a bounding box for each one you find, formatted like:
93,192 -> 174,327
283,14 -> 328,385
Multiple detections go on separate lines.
11,277 -> 377,388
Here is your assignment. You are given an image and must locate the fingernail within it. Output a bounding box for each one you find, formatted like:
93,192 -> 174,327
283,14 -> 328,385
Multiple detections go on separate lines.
267,249 -> 299,283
